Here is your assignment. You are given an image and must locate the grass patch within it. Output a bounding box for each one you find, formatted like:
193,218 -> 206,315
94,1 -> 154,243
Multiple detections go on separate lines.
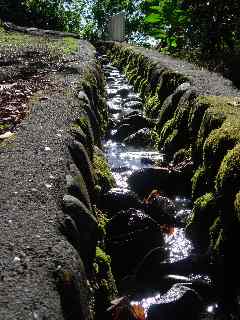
0,27 -> 79,58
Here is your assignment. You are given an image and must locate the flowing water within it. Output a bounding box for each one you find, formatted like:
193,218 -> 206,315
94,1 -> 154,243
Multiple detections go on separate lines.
101,60 -> 218,318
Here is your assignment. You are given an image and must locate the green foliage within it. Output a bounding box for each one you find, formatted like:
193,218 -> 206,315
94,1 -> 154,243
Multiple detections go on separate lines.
0,0 -> 84,33
143,0 -> 189,52
143,0 -> 240,56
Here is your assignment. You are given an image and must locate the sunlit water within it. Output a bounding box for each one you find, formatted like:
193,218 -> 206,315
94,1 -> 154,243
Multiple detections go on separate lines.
102,61 -> 217,317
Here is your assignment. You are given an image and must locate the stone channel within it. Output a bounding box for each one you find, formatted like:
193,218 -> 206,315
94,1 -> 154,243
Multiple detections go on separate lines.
99,57 -> 219,320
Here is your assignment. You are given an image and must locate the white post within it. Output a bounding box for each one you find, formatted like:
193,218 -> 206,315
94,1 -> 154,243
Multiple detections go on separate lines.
108,13 -> 125,42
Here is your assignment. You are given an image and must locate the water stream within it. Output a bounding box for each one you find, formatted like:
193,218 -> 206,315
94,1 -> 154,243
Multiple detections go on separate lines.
101,60 -> 218,319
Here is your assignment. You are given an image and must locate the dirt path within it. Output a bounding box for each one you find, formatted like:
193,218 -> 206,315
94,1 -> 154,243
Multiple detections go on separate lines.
0,38 -> 96,320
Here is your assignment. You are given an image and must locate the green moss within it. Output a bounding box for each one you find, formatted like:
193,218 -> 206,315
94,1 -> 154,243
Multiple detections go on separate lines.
173,147 -> 191,165
145,94 -> 161,118
96,246 -> 111,268
234,192 -> 240,223
133,75 -> 142,90
163,129 -> 179,155
95,208 -> 109,239
191,166 -> 211,200
186,192 -> 218,250
212,228 -> 224,253
75,117 -> 94,159
149,129 -> 160,149
203,126 -> 240,182
157,118 -> 175,150
139,78 -> 149,97
209,217 -> 223,252
191,96 -> 240,165
93,152 -> 116,192
94,247 -> 118,318
215,143 -> 240,199
0,123 -> 10,133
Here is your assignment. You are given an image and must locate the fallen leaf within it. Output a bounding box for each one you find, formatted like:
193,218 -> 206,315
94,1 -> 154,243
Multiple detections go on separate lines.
0,131 -> 15,139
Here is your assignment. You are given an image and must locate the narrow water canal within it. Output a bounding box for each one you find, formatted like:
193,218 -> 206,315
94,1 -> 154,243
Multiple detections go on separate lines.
100,57 -> 218,319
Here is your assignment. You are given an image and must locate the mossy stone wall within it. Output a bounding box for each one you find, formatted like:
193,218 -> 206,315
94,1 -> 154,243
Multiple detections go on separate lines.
61,59 -> 117,319
99,41 -> 240,259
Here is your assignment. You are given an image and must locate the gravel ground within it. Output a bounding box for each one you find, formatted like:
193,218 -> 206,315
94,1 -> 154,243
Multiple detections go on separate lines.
0,40 -> 96,320
134,46 -> 240,97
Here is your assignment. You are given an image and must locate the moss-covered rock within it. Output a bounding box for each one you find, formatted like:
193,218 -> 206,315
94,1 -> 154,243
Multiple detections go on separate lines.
191,96 -> 240,165
191,166 -> 211,200
66,174 -> 92,210
209,217 -> 223,253
173,147 -> 191,165
93,149 -> 116,193
75,115 -> 95,159
94,246 -> 118,319
68,140 -> 96,203
157,118 -> 175,151
186,192 -> 218,250
145,94 -> 161,118
215,143 -> 240,200
234,192 -> 240,223
62,195 -> 98,271
95,207 -> 109,240
203,125 -> 240,183
156,70 -> 189,106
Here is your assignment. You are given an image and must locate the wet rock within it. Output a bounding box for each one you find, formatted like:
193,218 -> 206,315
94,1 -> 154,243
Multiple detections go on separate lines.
107,89 -> 118,98
106,208 -> 164,279
123,100 -> 143,109
157,82 -> 191,130
112,124 -> 136,141
66,174 -> 92,210
135,248 -> 211,288
145,193 -> 176,225
62,195 -> 98,270
53,241 -> 92,320
61,215 -> 82,253
184,278 -> 215,303
70,125 -> 87,148
77,90 -> 90,105
120,114 -> 156,130
68,140 -> 96,202
107,76 -> 115,83
83,102 -> 101,147
128,167 -> 182,198
124,96 -> 142,103
135,247 -> 168,286
99,188 -> 143,216
99,55 -> 109,64
124,128 -> 152,147
75,114 -> 95,159
117,87 -> 131,98
103,64 -> 116,71
147,284 -> 203,320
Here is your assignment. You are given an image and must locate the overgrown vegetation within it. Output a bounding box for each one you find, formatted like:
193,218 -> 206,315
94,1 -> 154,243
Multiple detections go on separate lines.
143,0 -> 240,85
1,1 -> 240,82
0,0 -> 84,32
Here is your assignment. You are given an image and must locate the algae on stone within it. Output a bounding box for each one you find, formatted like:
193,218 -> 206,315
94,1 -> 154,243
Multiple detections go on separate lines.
186,192 -> 217,249
93,151 -> 116,193
191,166 -> 210,200
94,246 -> 118,319
216,143 -> 240,199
